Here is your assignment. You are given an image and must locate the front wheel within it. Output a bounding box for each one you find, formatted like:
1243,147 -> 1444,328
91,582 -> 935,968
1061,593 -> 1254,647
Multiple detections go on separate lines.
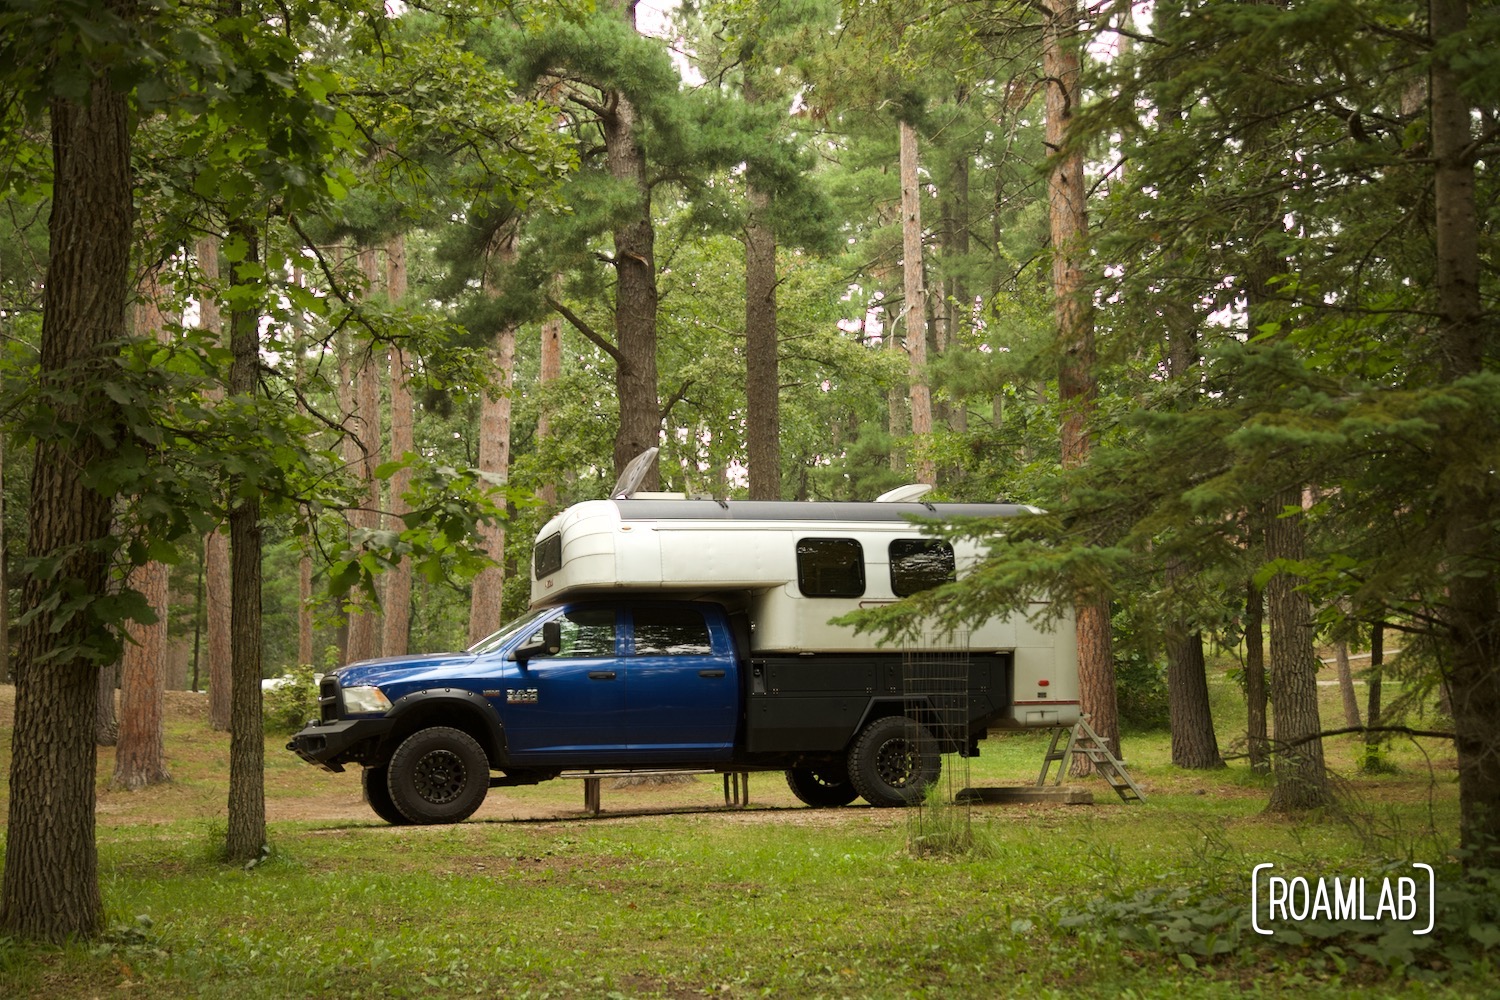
847,716 -> 940,807
785,765 -> 859,807
387,727 -> 490,824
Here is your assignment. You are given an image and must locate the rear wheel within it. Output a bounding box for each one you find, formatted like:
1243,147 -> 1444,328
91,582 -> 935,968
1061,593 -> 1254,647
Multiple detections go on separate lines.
387,727 -> 490,824
362,765 -> 414,826
847,716 -> 940,807
785,765 -> 859,807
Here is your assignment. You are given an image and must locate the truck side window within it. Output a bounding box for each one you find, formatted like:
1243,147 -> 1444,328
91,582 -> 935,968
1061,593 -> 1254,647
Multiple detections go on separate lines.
796,538 -> 865,597
632,608 -> 713,655
889,539 -> 955,596
556,609 -> 616,657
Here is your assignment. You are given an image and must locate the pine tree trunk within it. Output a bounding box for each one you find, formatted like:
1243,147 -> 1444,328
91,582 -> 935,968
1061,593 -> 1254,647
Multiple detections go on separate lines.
298,550 -> 314,667
745,176 -> 780,501
0,32 -> 133,938
604,1 -> 661,487
469,225 -> 518,646
1044,0 -> 1119,774
0,430 -> 8,684
343,247 -> 385,665
381,235 -> 414,657
1333,642 -> 1362,728
943,137 -> 969,436
197,237 -> 233,730
1166,626 -> 1224,769
95,663 -> 119,746
1245,579 -> 1270,775
1264,489 -> 1330,812
113,560 -> 171,789
899,119 -> 934,485
225,223 -> 266,863
1431,0 -> 1500,867
1361,622 -> 1385,772
537,285 -> 564,507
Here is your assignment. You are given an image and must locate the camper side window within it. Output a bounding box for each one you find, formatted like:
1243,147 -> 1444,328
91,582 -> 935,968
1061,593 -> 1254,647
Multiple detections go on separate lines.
534,533 -> 563,579
889,539 -> 955,596
796,538 -> 865,597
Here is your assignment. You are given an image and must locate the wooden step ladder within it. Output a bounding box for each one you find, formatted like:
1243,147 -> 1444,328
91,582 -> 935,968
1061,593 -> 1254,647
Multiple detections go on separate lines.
1037,717 -> 1146,803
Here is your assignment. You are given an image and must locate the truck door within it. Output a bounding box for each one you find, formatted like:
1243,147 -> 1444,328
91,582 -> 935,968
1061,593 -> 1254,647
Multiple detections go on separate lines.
620,605 -> 736,760
502,607 -> 627,758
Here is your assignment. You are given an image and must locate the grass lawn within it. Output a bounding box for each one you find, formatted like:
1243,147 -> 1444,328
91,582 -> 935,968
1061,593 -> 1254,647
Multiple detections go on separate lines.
0,674 -> 1494,998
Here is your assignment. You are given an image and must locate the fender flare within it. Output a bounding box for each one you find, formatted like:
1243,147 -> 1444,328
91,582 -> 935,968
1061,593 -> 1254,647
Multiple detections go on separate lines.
385,688 -> 509,766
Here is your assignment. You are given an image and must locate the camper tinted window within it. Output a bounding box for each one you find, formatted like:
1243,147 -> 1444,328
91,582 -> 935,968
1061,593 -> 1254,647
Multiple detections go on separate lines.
534,533 -> 562,578
796,538 -> 865,597
889,539 -> 955,596
632,607 -> 713,655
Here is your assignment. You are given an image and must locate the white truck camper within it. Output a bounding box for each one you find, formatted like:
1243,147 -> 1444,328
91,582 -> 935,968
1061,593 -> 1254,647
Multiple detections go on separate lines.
530,494 -> 1081,731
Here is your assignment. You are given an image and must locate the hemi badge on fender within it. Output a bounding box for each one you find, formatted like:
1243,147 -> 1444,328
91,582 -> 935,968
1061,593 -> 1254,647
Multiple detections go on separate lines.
482,690 -> 501,697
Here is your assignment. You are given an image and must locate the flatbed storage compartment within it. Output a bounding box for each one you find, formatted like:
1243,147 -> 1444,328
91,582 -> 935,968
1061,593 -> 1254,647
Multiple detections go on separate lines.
744,653 -> 1011,753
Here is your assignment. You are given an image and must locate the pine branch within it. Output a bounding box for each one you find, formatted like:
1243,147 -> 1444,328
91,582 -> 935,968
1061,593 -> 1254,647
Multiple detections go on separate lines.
546,294 -> 621,364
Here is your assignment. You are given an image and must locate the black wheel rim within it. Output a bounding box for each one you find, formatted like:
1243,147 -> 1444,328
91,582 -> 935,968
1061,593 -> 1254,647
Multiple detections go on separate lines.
413,749 -> 467,805
874,737 -> 916,788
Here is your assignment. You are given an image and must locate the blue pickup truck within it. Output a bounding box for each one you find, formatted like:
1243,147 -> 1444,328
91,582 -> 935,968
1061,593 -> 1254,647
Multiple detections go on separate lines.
288,597 -> 1012,823
287,496 -> 1075,824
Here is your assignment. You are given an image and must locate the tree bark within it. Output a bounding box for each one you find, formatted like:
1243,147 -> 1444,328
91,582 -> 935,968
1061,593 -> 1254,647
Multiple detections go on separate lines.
603,2 -> 661,488
899,119 -> 934,486
745,175 -> 781,500
0,430 -> 8,683
1246,579 -> 1270,775
224,222 -> 266,863
1361,622 -> 1385,772
113,559 -> 171,789
343,246 -> 385,665
469,224 -> 519,646
1166,624 -> 1224,769
1264,490 -> 1331,812
381,234 -> 414,657
1044,0 -> 1119,774
198,236 -> 232,730
95,663 -> 119,746
1333,641 -> 1362,729
537,283 -> 564,507
1430,0 -> 1500,867
1,21 -> 134,937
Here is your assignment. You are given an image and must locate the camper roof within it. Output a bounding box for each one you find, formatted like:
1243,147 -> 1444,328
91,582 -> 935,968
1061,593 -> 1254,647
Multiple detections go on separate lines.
609,498 -> 1038,523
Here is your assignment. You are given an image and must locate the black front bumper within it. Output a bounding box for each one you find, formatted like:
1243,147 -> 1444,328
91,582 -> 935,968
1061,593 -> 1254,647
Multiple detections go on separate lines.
286,716 -> 395,772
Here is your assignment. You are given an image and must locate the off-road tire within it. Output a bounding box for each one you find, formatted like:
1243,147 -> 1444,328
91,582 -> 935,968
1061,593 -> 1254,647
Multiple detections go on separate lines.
847,716 -> 940,807
785,765 -> 860,807
387,727 -> 490,824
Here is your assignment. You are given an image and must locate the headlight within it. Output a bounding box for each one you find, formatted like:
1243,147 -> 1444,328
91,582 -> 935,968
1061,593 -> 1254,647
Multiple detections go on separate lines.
341,685 -> 392,715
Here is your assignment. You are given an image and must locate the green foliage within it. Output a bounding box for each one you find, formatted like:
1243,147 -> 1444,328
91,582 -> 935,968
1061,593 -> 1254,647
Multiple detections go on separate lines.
261,663 -> 321,735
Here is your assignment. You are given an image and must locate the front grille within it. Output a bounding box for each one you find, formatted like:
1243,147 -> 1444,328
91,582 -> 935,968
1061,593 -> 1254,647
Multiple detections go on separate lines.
318,676 -> 340,722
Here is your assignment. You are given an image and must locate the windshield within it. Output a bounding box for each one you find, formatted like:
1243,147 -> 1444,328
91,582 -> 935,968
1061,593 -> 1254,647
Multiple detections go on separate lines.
466,607 -> 550,656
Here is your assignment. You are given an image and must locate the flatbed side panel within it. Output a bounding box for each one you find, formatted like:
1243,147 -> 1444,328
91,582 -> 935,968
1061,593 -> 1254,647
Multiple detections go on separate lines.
744,652 -> 1012,755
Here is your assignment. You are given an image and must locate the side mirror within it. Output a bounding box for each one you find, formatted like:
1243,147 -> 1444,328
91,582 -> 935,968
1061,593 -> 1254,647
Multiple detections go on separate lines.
514,619 -> 562,669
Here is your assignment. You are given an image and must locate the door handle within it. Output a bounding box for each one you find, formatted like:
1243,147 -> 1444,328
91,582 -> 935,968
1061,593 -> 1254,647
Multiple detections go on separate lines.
699,669 -> 726,679
587,671 -> 617,681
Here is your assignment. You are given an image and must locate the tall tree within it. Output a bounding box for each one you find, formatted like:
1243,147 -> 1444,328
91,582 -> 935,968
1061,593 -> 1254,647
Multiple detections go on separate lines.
469,220 -> 520,645
112,268 -> 173,790
381,234 -> 415,656
899,117 -> 935,486
1042,0 -> 1118,770
198,236 -> 232,729
0,0 -> 135,940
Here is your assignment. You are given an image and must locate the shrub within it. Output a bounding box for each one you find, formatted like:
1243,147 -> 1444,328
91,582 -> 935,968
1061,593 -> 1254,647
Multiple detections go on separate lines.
262,663 -> 321,734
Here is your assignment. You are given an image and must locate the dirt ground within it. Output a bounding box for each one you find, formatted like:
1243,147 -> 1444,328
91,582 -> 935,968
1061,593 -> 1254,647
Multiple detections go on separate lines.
0,684 -> 941,831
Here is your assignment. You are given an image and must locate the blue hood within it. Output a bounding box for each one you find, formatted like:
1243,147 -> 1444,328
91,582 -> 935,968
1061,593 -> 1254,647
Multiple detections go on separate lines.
335,652 -> 482,690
